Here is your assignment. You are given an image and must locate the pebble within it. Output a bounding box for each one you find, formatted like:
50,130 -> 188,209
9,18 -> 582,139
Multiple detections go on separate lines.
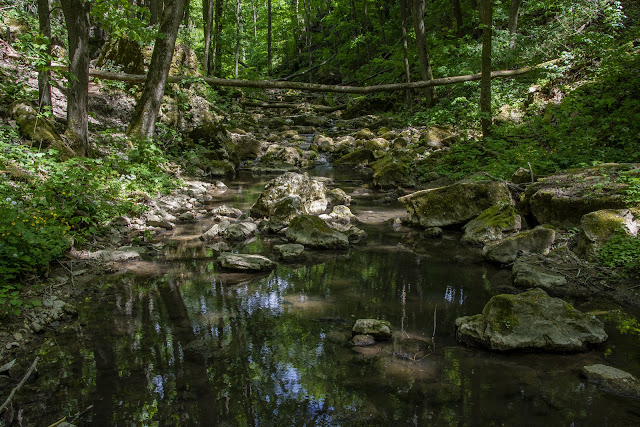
31,322 -> 44,333
12,332 -> 22,341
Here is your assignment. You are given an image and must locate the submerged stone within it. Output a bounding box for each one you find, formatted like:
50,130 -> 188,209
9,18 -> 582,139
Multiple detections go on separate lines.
351,334 -> 376,347
582,364 -> 640,399
455,288 -> 607,352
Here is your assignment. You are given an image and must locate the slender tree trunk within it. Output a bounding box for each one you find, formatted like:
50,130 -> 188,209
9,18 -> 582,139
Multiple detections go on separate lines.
508,0 -> 521,48
377,0 -> 386,44
213,0 -> 223,76
60,0 -> 90,156
412,0 -> 435,106
451,0 -> 463,38
479,0 -> 493,137
251,0 -> 257,38
234,0 -> 242,78
37,0 -> 52,111
203,0 -> 213,75
150,0 -> 159,24
400,0 -> 412,110
127,0 -> 186,137
303,0 -> 312,82
183,0 -> 190,26
267,0 -> 272,74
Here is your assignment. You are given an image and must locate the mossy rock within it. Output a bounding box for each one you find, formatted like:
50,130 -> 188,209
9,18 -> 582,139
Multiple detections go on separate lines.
285,215 -> 349,249
203,159 -> 235,177
483,225 -> 556,264
334,149 -> 375,167
462,202 -> 522,245
455,288 -> 607,352
576,208 -> 640,261
371,156 -> 414,188
96,37 -> 145,74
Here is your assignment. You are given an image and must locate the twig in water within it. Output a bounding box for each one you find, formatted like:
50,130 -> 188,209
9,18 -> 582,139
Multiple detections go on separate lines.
0,356 -> 39,414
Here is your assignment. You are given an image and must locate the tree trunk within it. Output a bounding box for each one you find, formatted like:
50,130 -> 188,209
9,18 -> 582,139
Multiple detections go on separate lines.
451,0 -> 463,38
127,0 -> 186,138
303,0 -> 312,82
508,0 -> 521,48
212,0 -> 223,76
234,0 -> 242,78
400,0 -> 412,110
150,0 -> 159,24
412,0 -> 435,106
251,0 -> 257,38
183,0 -> 190,26
203,0 -> 213,75
479,0 -> 493,137
37,0 -> 52,111
267,0 -> 272,74
60,0 -> 90,156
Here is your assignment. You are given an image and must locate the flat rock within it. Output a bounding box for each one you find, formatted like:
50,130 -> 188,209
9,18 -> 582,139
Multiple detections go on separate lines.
512,255 -> 567,292
483,226 -> 556,264
285,215 -> 349,249
582,364 -> 640,399
273,243 -> 305,261
218,252 -> 275,271
351,334 -> 376,347
455,288 -> 607,352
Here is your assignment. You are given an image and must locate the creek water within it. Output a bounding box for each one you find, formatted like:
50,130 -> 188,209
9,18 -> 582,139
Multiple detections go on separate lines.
23,169 -> 640,425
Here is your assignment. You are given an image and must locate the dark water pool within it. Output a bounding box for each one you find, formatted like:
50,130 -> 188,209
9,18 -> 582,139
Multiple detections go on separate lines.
21,171 -> 640,425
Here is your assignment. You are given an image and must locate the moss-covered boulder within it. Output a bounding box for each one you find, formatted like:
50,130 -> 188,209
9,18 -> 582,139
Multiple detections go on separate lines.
352,319 -> 392,339
371,156 -> 414,188
576,209 -> 640,261
353,128 -> 376,140
265,196 -> 303,232
250,172 -> 327,218
462,202 -> 522,245
512,255 -> 567,293
285,215 -> 349,249
483,225 -> 556,264
334,148 -> 375,167
455,288 -> 607,352
273,243 -> 306,261
9,101 -> 76,158
96,37 -> 145,74
524,164 -> 638,228
399,180 -> 512,228
218,252 -> 275,271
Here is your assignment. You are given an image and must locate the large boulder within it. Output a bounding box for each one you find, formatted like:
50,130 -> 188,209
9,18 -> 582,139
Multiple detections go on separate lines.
483,226 -> 556,264
455,288 -> 608,352
371,157 -> 414,188
352,319 -> 392,340
285,215 -> 349,249
217,253 -> 275,271
96,37 -> 145,74
399,181 -> 512,228
524,164 -> 638,228
462,202 -> 522,245
250,173 -> 328,218
582,364 -> 640,399
576,209 -> 640,261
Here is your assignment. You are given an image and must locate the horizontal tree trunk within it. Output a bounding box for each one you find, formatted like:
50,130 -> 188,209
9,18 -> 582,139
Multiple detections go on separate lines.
243,101 -> 347,112
50,59 -> 558,94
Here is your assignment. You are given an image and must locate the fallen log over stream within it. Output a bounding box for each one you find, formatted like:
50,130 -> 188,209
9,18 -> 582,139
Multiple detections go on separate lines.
242,101 -> 347,112
51,59 -> 559,94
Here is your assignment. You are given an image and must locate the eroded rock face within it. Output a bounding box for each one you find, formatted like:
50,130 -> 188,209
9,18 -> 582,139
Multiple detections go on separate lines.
577,208 -> 640,261
217,253 -> 275,271
399,181 -> 512,227
250,172 -> 328,218
483,226 -> 556,264
582,364 -> 640,399
285,215 -> 349,249
352,319 -> 392,339
462,202 -> 522,245
524,164 -> 638,227
455,288 -> 607,352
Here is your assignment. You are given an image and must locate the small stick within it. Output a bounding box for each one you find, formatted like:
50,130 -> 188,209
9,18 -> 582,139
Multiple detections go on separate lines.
528,162 -> 534,182
432,305 -> 437,351
70,404 -> 94,423
48,417 -> 67,427
0,356 -> 39,414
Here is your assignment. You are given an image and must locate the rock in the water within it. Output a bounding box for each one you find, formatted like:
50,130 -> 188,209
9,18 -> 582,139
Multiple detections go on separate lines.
265,196 -> 303,232
327,188 -> 351,207
371,157 -> 414,188
352,319 -> 392,340
250,172 -> 328,218
483,226 -> 556,264
212,205 -> 242,218
351,334 -> 376,347
462,202 -> 522,245
200,220 -> 230,241
273,243 -> 305,261
334,149 -> 375,167
582,364 -> 640,399
285,215 -> 349,249
225,221 -> 258,241
399,181 -> 512,227
347,226 -> 368,244
218,252 -> 275,271
512,255 -> 567,292
320,205 -> 357,232
392,333 -> 432,359
577,208 -> 640,261
524,164 -> 637,227
455,288 -> 607,351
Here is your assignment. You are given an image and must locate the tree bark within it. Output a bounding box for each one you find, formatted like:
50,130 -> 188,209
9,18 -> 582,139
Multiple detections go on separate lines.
234,0 -> 242,78
479,0 -> 493,137
412,0 -> 435,106
451,0 -> 463,38
251,0 -> 257,38
400,0 -> 412,110
127,0 -> 186,138
303,0 -> 312,82
508,0 -> 522,48
183,0 -> 190,25
71,59 -> 558,94
212,0 -> 223,76
150,0 -> 159,24
203,0 -> 213,75
267,0 -> 272,74
37,0 -> 52,111
60,0 -> 90,156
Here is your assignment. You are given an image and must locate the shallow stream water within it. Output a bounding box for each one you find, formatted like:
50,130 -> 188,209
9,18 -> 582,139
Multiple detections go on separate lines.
22,169 -> 640,425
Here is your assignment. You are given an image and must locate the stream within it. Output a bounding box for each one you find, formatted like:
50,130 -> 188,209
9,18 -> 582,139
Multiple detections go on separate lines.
21,167 -> 640,425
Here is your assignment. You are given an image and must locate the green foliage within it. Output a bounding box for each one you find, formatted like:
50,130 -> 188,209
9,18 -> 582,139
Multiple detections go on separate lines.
598,232 -> 640,273
91,0 -> 157,43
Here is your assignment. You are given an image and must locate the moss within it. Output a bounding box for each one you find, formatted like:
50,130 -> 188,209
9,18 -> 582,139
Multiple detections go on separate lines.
289,215 -> 333,233
475,203 -> 518,229
484,294 -> 521,331
334,148 -> 375,166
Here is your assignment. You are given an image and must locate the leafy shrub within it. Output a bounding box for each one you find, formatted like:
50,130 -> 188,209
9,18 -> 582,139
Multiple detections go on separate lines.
598,232 -> 640,273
